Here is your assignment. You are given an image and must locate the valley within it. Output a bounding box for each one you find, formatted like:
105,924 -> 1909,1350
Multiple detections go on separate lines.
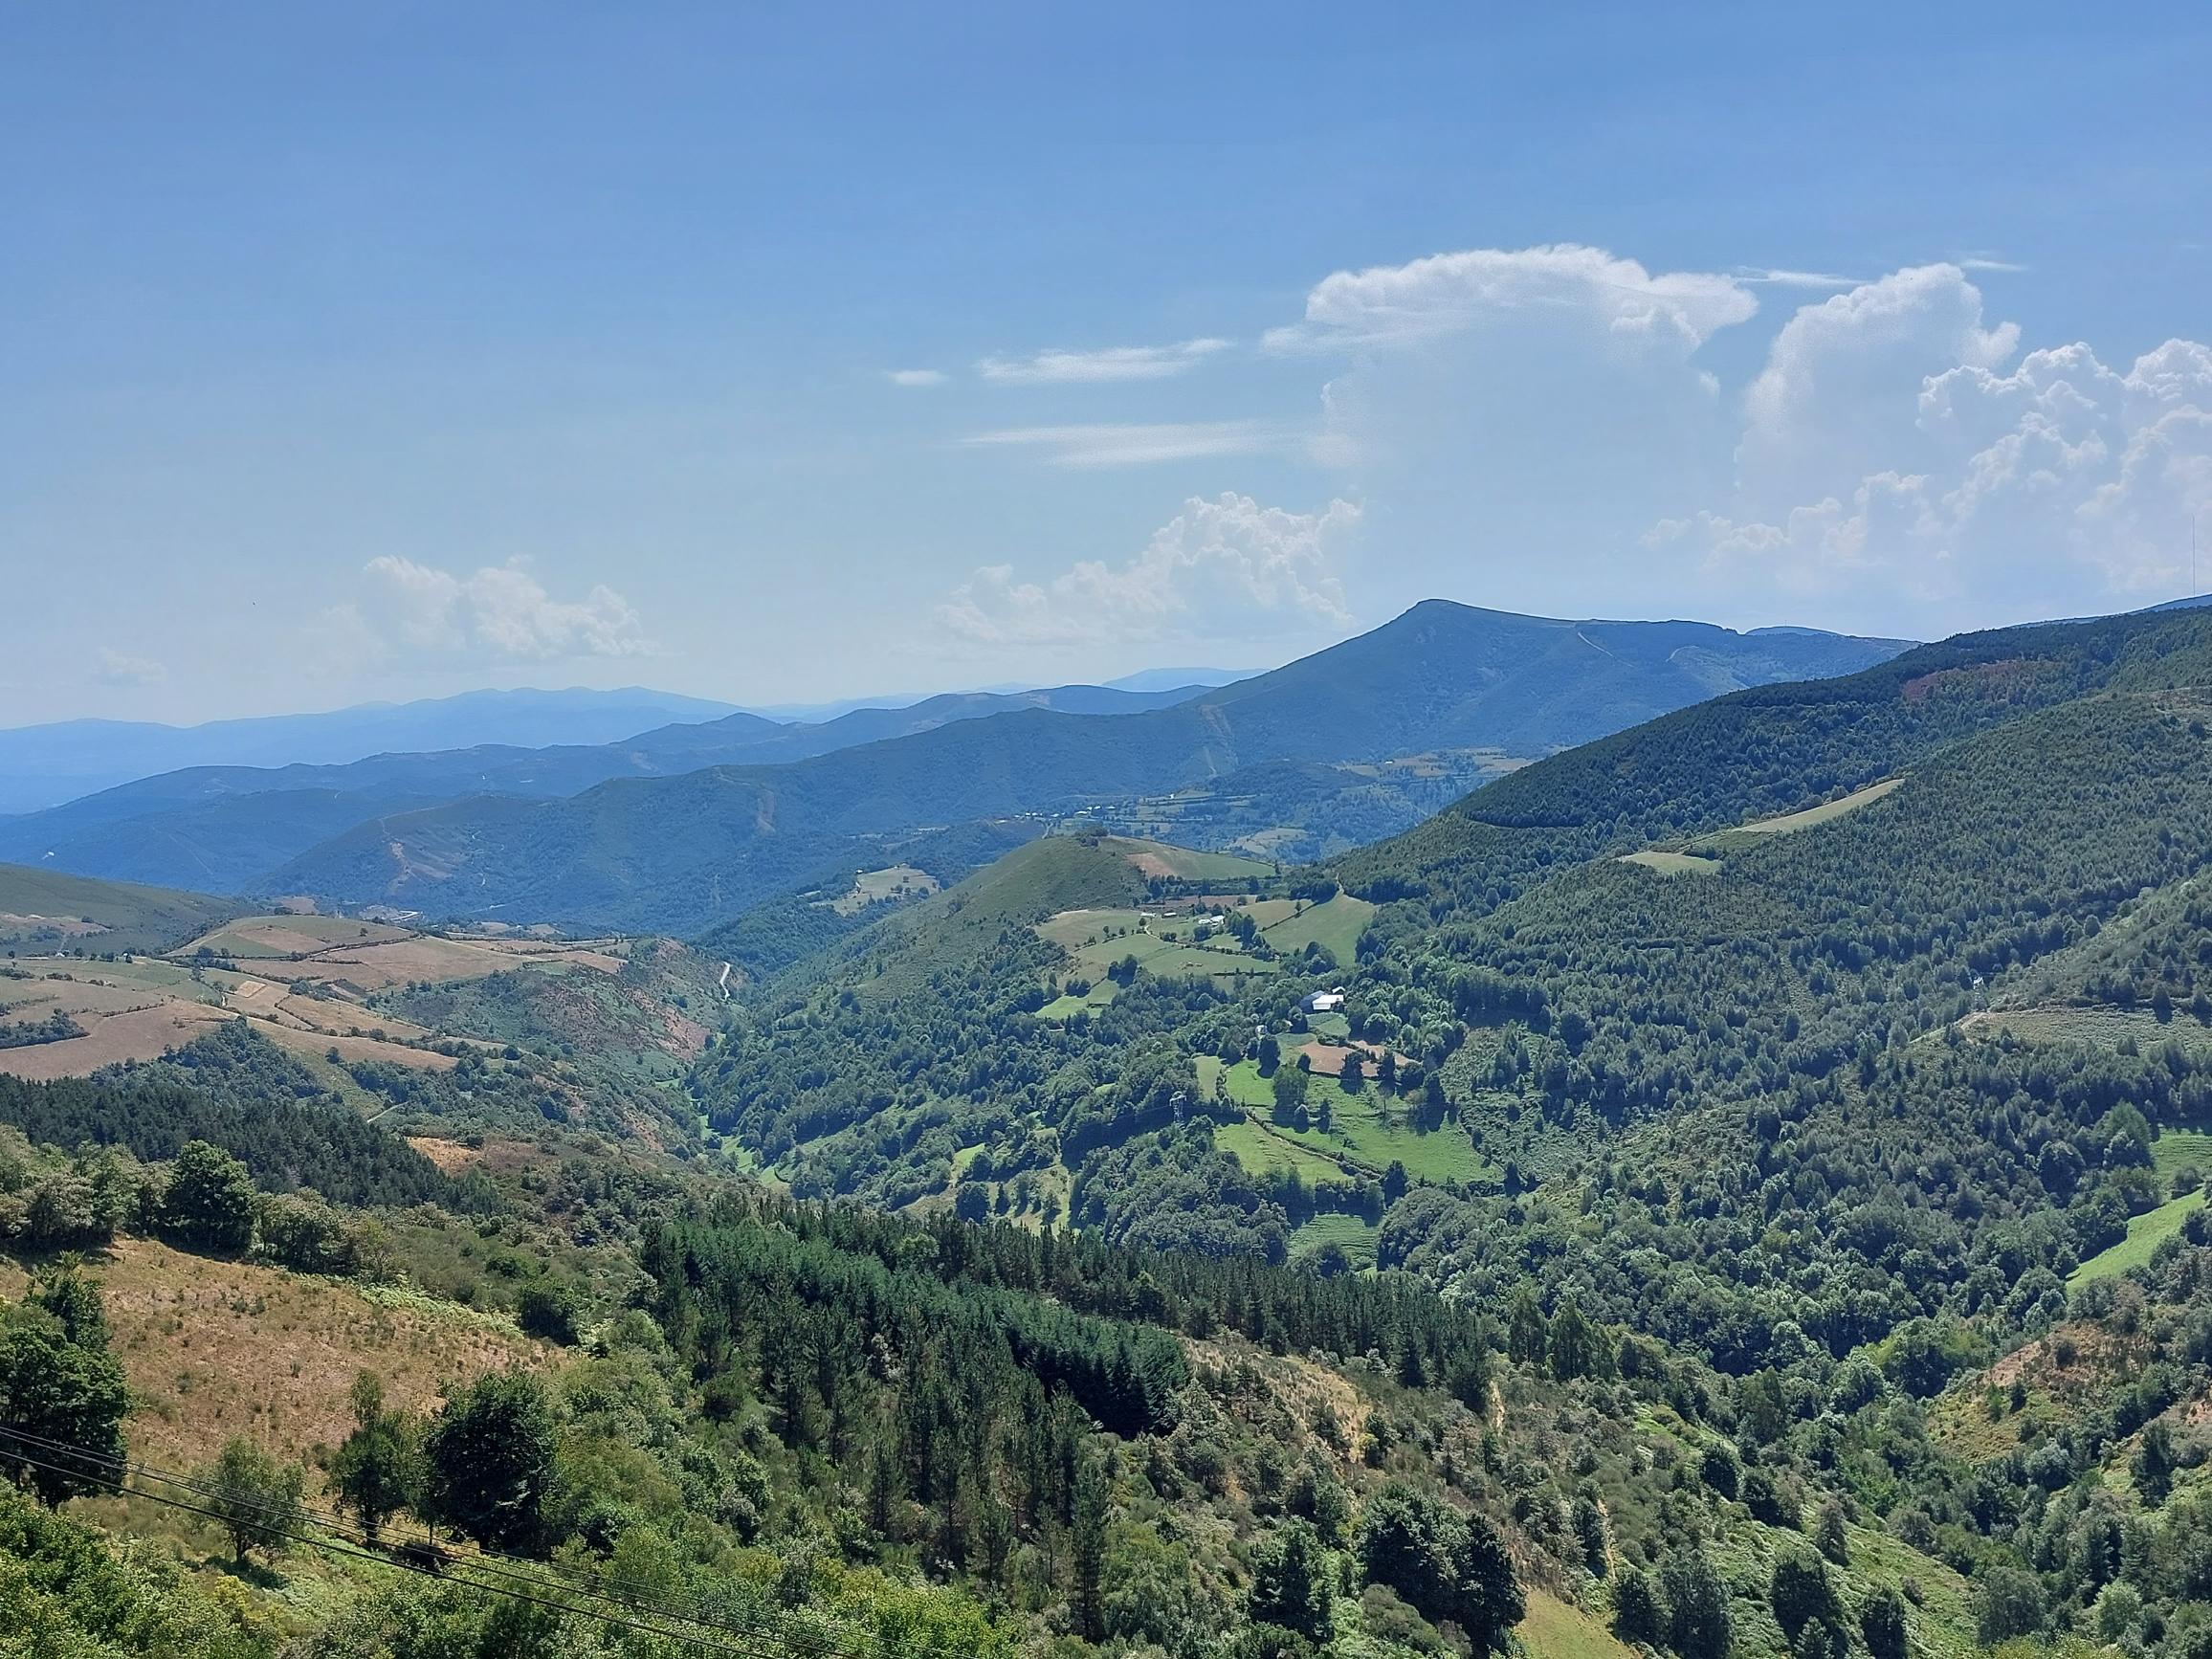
6,600 -> 2212,1659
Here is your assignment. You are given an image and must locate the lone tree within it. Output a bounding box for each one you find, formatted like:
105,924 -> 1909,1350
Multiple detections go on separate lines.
419,1370 -> 559,1556
162,1139 -> 257,1255
2133,1419 -> 2177,1507
1770,1547 -> 1845,1648
330,1370 -> 414,1544
1506,1286 -> 1548,1368
202,1437 -> 307,1568
1662,1550 -> 1732,1659
1860,1584 -> 1911,1659
0,1268 -> 129,1507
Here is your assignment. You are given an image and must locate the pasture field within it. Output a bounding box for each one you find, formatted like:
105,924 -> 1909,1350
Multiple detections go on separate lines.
1217,1060 -> 1490,1184
830,863 -> 939,915
1039,981 -> 1118,1020
178,914 -> 412,958
0,911 -> 622,1081
2070,1186 -> 2208,1287
1261,892 -> 1375,962
1211,1118 -> 1351,1184
0,992 -> 232,1079
2154,1128 -> 2212,1180
1118,841 -> 1272,883
1518,1589 -> 1639,1659
1961,1005 -> 2212,1051
1039,906 -> 1279,985
1288,1211 -> 1380,1269
1618,850 -> 1719,875
2060,1128 -> 2212,1285
1037,907 -> 1154,953
1701,775 -> 1905,843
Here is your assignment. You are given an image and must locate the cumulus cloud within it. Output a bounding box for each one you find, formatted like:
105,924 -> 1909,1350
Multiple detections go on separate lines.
1278,244 -> 1751,571
938,493 -> 1360,646
962,420 -> 1287,468
346,557 -> 655,661
1658,309 -> 2212,622
885,367 -> 948,387
94,650 -> 166,687
1268,243 -> 1758,355
1736,264 -> 2021,511
977,338 -> 1230,384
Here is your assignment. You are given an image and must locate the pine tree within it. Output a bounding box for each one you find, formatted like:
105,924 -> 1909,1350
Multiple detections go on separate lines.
1072,1455 -> 1109,1642
1250,1518 -> 1334,1642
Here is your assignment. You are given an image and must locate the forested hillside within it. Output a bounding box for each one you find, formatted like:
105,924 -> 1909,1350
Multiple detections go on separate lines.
11,603 -> 2212,1659
262,604 -> 1900,931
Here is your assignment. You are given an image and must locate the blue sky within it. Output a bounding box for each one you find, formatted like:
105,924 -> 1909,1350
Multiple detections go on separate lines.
5,2 -> 2209,722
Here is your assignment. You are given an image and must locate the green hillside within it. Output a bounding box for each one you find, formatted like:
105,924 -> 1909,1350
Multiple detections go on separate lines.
0,861 -> 242,955
668,602 -> 2212,1659
24,605 -> 2212,1659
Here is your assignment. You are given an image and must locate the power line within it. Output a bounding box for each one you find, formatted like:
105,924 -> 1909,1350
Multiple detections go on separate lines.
0,1426 -> 797,1659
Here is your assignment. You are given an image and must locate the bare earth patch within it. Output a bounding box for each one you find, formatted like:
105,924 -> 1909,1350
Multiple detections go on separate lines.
0,999 -> 232,1081
405,1136 -> 486,1174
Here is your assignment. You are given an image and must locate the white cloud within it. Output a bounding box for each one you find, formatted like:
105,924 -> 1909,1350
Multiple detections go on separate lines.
1958,256 -> 2028,274
885,367 -> 948,387
94,650 -> 166,687
976,338 -> 1232,384
345,557 -> 655,662
1285,244 -> 1749,562
1736,267 -> 1863,290
1267,243 -> 1758,355
1661,318 -> 2212,622
938,493 -> 1360,646
962,420 -> 1286,468
1736,264 -> 2022,514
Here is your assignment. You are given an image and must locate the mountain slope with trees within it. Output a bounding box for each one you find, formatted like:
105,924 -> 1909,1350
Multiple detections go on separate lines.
254,605 -> 1904,932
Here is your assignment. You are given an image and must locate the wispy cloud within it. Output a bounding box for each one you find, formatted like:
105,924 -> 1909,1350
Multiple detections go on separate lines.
976,338 -> 1232,385
1958,255 -> 2028,274
885,367 -> 948,387
962,420 -> 1286,468
94,650 -> 166,687
1736,267 -> 1863,289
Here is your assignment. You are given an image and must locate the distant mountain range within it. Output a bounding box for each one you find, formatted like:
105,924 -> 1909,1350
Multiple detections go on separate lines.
0,685 -> 742,815
0,680 -> 1218,893
0,604 -> 1910,932
256,604 -> 1907,931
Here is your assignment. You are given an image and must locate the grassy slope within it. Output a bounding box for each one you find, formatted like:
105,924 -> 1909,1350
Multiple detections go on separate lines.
0,862 -> 241,955
1215,1058 -> 1489,1184
1262,892 -> 1376,961
0,1236 -> 545,1480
